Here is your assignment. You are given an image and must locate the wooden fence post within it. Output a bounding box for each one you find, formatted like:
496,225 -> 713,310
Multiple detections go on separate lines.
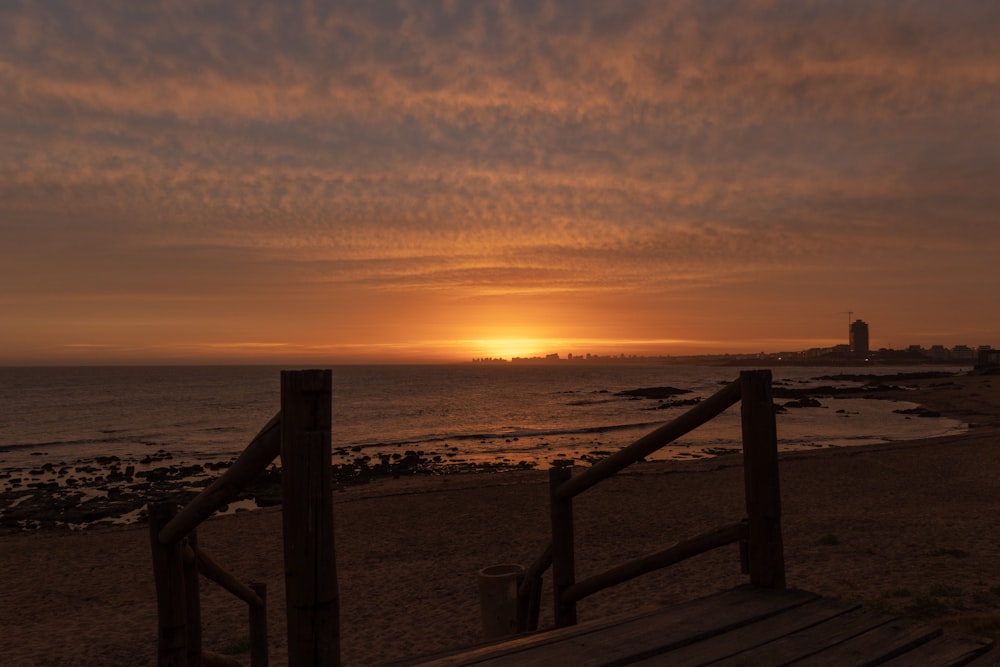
281,369 -> 339,666
249,582 -> 269,667
183,531 -> 202,667
549,465 -> 577,627
739,370 -> 786,589
150,501 -> 189,666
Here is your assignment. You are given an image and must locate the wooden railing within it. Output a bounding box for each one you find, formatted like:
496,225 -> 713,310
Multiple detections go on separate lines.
522,369 -> 785,628
149,369 -> 339,667
149,368 -> 783,662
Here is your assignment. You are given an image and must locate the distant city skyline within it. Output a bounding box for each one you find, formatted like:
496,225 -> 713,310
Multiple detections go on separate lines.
471,339 -> 993,364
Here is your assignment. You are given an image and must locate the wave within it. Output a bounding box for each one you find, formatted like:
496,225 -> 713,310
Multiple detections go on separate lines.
0,433 -> 169,453
565,398 -> 622,406
347,420 -> 668,451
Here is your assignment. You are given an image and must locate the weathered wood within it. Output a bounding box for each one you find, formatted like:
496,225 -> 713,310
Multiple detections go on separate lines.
738,518 -> 750,574
150,502 -> 189,666
249,582 -> 269,667
549,465 -> 576,628
881,634 -> 995,666
555,379 -> 741,501
400,587 -> 996,667
562,522 -> 745,603
796,618 -> 941,665
710,606 -> 897,666
159,411 -> 282,545
739,370 -> 785,589
522,574 -> 543,634
966,645 -> 1000,665
183,543 -> 264,608
406,586 -> 819,667
281,369 -> 339,667
517,543 -> 552,600
183,532 -> 203,667
517,543 -> 552,632
631,597 -> 861,667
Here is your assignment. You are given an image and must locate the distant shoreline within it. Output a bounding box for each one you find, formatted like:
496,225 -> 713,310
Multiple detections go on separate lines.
471,355 -> 977,367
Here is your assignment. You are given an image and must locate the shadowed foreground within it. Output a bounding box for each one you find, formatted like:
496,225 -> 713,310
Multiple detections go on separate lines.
2,373 -> 1000,665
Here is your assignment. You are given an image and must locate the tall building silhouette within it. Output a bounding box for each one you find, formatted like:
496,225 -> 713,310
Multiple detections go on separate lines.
850,319 -> 870,357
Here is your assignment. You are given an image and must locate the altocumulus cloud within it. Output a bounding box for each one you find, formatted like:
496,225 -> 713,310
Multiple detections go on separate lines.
1,0 -> 999,339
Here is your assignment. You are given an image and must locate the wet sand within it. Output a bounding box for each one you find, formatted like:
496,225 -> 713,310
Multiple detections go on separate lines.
2,370 -> 999,665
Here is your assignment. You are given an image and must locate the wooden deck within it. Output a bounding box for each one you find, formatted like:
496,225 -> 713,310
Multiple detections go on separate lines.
406,586 -> 997,666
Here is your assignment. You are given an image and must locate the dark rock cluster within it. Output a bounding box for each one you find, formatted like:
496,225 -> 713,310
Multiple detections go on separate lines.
893,406 -> 942,418
0,447 -> 539,535
615,386 -> 692,399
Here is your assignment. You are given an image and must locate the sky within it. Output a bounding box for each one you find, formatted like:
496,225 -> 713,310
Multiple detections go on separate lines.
2,1 -> 999,364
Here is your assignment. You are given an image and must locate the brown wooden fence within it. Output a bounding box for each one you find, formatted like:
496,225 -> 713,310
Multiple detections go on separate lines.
149,368 -> 783,664
148,369 -> 339,667
518,368 -> 785,628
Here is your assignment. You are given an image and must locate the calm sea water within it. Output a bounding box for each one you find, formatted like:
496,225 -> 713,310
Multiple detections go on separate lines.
0,364 -> 968,480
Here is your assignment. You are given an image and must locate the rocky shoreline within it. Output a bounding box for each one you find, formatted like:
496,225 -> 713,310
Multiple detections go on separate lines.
0,450 -> 538,535
0,370 -> 965,535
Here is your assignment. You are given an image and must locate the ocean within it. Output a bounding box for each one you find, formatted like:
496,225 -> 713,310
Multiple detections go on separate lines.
0,363 -> 970,470
0,363 -> 969,530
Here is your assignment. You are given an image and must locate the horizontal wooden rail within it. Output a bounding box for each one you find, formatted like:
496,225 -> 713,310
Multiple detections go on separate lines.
555,379 -> 742,501
183,544 -> 264,609
159,411 -> 282,545
561,522 -> 746,604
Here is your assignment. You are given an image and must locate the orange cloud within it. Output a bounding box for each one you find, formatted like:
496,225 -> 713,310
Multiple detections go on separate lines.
2,1 -> 999,362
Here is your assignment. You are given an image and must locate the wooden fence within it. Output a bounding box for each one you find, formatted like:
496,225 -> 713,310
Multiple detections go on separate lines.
149,368 -> 782,663
518,369 -> 785,628
148,369 -> 339,667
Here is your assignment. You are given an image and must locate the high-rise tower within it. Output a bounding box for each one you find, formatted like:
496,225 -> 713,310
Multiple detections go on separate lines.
850,319 -> 870,357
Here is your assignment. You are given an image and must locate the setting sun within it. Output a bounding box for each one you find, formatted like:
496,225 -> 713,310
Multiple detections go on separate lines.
467,337 -> 553,360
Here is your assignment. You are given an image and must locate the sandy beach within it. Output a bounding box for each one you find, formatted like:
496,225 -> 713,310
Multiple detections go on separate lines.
2,370 -> 999,666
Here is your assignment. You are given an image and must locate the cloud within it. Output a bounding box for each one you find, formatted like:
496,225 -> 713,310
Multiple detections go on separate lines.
2,1 -> 999,358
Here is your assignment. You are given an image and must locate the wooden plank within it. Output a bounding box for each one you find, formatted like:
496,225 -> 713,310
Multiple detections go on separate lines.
881,633 -> 994,666
794,618 -> 941,666
965,643 -> 1000,665
628,597 -> 861,666
281,369 -> 339,667
710,606 -> 898,666
389,603 -> 663,667
740,369 -> 785,589
555,379 -> 741,500
482,587 -> 819,667
409,587 -> 818,666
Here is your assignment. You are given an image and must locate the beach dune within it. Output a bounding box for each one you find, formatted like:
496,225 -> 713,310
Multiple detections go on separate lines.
2,372 -> 999,666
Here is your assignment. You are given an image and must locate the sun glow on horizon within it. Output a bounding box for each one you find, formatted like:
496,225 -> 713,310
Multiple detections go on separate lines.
465,337 -> 554,360
456,336 -> 719,361
11,331 -> 862,365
